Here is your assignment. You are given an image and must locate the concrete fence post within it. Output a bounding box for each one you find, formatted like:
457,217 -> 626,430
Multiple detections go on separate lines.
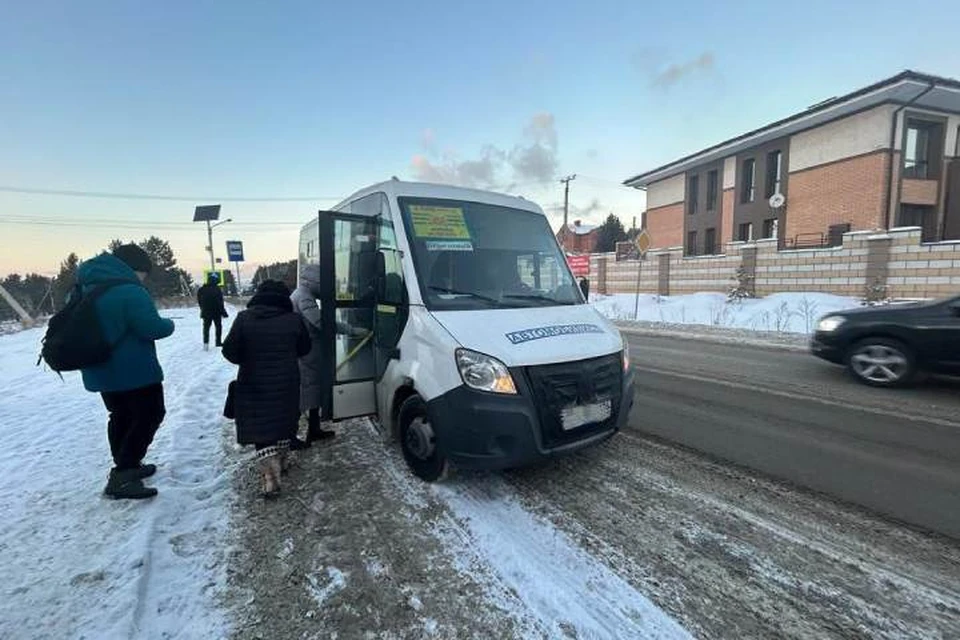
657,254 -> 671,296
598,256 -> 608,295
865,234 -> 893,299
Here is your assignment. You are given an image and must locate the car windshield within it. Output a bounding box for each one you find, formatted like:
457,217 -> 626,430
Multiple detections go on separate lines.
398,197 -> 582,310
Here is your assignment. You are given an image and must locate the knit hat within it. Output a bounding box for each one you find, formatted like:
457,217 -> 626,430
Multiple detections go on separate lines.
112,244 -> 153,274
248,279 -> 293,312
256,279 -> 291,296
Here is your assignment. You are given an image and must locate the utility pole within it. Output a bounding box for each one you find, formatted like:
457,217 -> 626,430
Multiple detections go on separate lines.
0,283 -> 34,327
560,174 -> 577,231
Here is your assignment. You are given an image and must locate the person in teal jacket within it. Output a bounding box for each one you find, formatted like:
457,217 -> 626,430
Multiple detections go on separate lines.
77,244 -> 175,500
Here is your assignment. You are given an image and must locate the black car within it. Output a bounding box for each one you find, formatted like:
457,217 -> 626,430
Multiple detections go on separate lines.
811,296 -> 960,387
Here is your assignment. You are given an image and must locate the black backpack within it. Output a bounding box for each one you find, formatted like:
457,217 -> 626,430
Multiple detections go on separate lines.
39,279 -> 132,372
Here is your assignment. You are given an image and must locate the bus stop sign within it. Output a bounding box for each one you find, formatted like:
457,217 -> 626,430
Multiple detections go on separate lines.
226,241 -> 244,262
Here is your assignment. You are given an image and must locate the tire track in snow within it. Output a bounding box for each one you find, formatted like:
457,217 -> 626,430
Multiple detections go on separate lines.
433,478 -> 693,640
374,423 -> 691,639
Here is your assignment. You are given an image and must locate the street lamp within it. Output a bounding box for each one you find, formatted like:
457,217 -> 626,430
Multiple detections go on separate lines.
208,218 -> 232,271
193,205 -> 232,273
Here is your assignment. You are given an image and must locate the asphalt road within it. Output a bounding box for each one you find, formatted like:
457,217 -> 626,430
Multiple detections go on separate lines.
625,332 -> 960,539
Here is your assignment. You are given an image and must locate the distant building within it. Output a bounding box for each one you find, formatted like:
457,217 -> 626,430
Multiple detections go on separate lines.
624,70 -> 960,256
557,220 -> 599,253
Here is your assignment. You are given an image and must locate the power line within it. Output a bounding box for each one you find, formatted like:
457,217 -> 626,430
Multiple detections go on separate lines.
576,174 -> 647,191
0,185 -> 341,202
0,215 -> 305,228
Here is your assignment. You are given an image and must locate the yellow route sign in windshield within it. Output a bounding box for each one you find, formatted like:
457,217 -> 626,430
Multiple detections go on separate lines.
409,205 -> 470,239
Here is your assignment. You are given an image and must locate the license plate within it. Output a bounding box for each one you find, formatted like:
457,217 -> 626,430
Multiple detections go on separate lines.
560,399 -> 612,431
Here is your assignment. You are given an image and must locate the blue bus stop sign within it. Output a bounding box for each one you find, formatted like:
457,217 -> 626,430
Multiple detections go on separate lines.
226,241 -> 244,262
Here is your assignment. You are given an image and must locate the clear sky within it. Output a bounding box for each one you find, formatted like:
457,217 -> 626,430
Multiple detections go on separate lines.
2,0 -> 958,278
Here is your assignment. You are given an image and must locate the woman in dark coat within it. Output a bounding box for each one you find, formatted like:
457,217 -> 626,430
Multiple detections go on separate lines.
222,280 -> 311,496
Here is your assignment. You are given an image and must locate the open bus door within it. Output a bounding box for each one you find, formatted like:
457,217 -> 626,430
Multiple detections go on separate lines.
317,211 -> 379,421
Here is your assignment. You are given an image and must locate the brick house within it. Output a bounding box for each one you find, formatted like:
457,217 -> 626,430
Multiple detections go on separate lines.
625,71 -> 960,257
556,220 -> 599,253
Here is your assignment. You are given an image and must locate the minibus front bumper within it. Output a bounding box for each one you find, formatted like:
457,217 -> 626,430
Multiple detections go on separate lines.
425,354 -> 635,471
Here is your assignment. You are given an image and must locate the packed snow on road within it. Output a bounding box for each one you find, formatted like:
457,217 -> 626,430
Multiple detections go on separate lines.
1,306 -> 958,639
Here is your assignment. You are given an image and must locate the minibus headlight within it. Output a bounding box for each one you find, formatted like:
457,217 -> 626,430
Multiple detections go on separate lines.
622,336 -> 630,372
455,349 -> 517,395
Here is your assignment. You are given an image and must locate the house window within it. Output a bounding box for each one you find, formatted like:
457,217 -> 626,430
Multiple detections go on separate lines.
904,119 -> 943,179
706,170 -> 718,211
737,222 -> 753,242
899,205 -> 937,242
688,175 -> 699,215
765,150 -> 782,199
762,218 -> 778,239
741,159 -> 756,203
686,230 -> 698,256
704,227 -> 717,255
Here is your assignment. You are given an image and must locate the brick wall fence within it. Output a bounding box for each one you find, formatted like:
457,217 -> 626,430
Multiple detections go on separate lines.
589,227 -> 960,300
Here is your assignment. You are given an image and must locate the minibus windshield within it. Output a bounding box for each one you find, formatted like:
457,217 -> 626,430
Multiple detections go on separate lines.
398,197 -> 583,311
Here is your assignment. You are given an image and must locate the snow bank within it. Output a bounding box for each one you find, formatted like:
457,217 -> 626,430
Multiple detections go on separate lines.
592,292 -> 860,334
0,308 -> 236,639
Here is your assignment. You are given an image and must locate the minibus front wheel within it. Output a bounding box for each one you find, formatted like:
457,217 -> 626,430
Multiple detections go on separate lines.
398,395 -> 449,482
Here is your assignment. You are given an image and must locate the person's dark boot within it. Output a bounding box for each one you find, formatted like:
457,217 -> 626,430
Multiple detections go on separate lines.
104,469 -> 158,500
135,464 -> 157,479
289,436 -> 311,450
307,427 -> 336,442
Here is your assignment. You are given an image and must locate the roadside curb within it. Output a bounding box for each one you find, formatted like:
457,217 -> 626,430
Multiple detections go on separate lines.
614,323 -> 808,353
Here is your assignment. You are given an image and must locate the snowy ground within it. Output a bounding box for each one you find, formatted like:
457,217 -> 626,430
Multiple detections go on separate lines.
591,292 -> 861,334
0,308 -> 237,640
2,301 -> 958,639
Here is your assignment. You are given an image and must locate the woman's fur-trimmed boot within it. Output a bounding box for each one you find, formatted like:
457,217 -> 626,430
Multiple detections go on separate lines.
256,447 -> 282,497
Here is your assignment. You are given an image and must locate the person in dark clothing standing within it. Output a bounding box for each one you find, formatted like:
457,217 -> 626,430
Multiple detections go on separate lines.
222,280 -> 311,497
197,273 -> 228,350
78,244 -> 176,500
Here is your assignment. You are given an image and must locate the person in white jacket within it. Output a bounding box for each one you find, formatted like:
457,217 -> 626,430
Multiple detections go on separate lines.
289,264 -> 366,448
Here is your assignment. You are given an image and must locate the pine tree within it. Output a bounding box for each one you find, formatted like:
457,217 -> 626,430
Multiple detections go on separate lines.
52,253 -> 80,310
594,214 -> 628,253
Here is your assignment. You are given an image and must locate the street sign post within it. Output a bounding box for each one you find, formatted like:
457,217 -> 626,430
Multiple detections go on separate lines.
226,241 -> 244,262
633,229 -> 652,320
225,241 -> 244,295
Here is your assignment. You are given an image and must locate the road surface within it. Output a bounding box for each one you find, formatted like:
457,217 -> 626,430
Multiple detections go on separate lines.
625,331 -> 960,538
229,333 -> 960,639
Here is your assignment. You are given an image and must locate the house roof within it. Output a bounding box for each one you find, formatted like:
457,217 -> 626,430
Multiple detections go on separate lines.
623,70 -> 960,189
563,222 -> 597,235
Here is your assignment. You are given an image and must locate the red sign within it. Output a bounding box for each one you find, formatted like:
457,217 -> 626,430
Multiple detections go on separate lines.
566,254 -> 591,277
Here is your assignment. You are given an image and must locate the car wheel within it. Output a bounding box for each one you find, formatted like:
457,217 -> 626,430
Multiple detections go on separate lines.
846,338 -> 916,388
398,395 -> 449,482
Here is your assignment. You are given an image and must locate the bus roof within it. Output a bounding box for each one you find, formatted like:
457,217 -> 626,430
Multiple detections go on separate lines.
334,180 -> 545,216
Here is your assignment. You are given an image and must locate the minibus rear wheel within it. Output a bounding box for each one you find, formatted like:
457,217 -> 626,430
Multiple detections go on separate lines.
398,395 -> 449,482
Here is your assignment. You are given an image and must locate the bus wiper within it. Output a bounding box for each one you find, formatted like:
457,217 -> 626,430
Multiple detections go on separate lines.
502,293 -> 572,305
428,286 -> 499,304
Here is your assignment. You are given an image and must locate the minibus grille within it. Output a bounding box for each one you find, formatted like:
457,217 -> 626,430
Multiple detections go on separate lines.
524,353 -> 622,449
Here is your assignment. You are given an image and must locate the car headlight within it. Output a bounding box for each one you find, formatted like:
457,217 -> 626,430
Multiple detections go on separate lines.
622,336 -> 630,372
817,316 -> 846,332
455,349 -> 517,394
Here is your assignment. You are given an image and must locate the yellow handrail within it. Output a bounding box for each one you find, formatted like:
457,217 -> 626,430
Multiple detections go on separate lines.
335,332 -> 373,373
